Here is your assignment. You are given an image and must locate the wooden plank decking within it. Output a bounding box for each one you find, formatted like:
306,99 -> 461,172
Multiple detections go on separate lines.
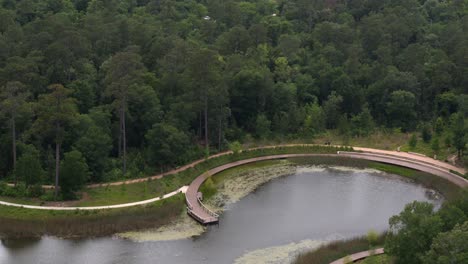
185,151 -> 467,225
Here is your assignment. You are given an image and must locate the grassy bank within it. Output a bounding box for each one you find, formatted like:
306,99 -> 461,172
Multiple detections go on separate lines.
294,235 -> 386,264
0,194 -> 185,238
1,145 -> 462,239
359,254 -> 394,264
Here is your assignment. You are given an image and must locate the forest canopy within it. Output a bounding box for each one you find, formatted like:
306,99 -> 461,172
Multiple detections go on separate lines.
0,0 -> 467,192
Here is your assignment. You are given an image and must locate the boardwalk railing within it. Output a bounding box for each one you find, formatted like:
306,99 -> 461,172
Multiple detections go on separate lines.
197,196 -> 219,218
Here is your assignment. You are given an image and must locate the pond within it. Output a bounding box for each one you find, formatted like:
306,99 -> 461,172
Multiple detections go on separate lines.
0,165 -> 442,264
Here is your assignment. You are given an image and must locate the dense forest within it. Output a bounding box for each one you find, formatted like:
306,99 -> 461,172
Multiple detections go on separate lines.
0,0 -> 467,196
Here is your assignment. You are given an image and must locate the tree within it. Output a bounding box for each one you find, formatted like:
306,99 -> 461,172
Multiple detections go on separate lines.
302,102 -> 325,136
421,124 -> 432,143
60,150 -> 89,199
255,114 -> 271,139
145,123 -> 190,168
434,117 -> 444,135
421,221 -> 468,264
0,81 -> 30,183
431,137 -> 440,155
385,201 -> 443,264
351,105 -> 375,137
15,144 -> 44,186
386,90 -> 417,131
323,91 -> 343,129
186,48 -> 226,154
451,113 -> 466,158
103,50 -> 146,176
73,113 -> 112,182
35,84 -> 78,199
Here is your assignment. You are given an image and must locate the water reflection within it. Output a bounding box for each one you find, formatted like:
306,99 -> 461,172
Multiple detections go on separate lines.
1,238 -> 40,250
0,167 -> 443,264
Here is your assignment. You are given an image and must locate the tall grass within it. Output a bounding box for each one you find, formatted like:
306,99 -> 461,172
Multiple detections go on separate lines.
0,195 -> 185,238
294,235 -> 386,264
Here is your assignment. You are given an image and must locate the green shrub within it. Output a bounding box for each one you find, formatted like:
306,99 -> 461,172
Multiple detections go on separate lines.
229,141 -> 243,155
367,229 -> 379,247
421,124 -> 432,143
409,134 -> 417,149
27,184 -> 45,198
0,181 -> 6,196
200,178 -> 217,199
40,191 -> 58,201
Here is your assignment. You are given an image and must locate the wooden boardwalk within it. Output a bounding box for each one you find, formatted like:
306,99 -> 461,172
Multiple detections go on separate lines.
7,144 -> 465,190
329,248 -> 385,264
185,152 -> 468,225
2,145 -> 465,213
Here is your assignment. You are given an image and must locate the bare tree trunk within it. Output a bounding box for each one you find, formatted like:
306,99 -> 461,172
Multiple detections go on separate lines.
198,111 -> 202,139
204,96 -> 209,154
118,109 -> 122,158
11,117 -> 17,184
122,105 -> 127,176
55,126 -> 60,200
218,117 -> 222,151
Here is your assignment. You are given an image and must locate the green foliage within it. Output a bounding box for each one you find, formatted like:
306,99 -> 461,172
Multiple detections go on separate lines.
228,141 -> 242,155
385,202 -> 443,264
409,134 -> 418,149
351,105 -> 375,137
421,221 -> 468,264
145,122 -> 190,168
451,112 -> 466,157
0,0 -> 467,188
431,137 -> 440,155
421,124 -> 432,143
386,90 -> 417,131
15,144 -> 44,186
60,150 -> 89,199
255,114 -> 271,139
74,117 -> 112,182
199,177 -> 216,199
323,91 -> 343,129
367,229 -> 379,247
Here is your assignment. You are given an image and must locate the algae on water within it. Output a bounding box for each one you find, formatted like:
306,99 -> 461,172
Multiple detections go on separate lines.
117,212 -> 205,242
205,163 -> 297,211
233,239 -> 324,264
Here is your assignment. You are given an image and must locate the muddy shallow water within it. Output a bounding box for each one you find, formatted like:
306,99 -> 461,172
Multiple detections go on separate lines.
0,166 -> 443,264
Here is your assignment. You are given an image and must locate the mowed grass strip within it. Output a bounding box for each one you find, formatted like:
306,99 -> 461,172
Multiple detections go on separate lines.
0,194 -> 185,238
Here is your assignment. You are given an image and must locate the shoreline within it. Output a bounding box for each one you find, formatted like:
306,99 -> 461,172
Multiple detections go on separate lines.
119,160 -> 449,243
0,148 -> 463,239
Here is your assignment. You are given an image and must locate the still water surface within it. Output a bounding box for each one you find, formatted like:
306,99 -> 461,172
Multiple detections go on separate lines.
0,167 -> 442,264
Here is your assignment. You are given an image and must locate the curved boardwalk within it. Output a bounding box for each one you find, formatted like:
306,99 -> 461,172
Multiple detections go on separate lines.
186,154 -> 337,224
1,146 -> 466,213
186,152 -> 468,225
329,248 -> 385,264
7,144 -> 465,190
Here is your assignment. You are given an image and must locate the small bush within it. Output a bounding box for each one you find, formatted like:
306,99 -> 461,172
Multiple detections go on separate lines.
199,178 -> 217,199
367,229 -> 379,247
421,124 -> 432,143
27,184 -> 45,198
409,134 -> 417,149
40,191 -> 58,201
0,181 -> 7,196
229,141 -> 243,155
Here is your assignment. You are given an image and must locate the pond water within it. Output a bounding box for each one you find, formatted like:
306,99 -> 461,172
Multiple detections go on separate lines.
0,166 -> 443,264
